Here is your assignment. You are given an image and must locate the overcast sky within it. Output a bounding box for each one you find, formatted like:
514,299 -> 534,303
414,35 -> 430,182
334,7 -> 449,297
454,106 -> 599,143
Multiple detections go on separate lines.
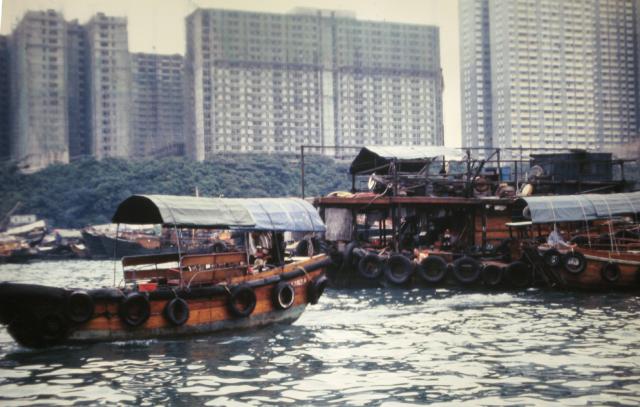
0,0 -> 462,146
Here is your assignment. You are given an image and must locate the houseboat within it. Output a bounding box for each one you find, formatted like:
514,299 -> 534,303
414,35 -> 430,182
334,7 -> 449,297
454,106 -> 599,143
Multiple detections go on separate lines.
308,146 -> 636,289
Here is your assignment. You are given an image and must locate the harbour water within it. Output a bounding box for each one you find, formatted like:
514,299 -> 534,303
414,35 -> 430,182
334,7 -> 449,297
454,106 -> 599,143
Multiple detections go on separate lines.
0,261 -> 639,405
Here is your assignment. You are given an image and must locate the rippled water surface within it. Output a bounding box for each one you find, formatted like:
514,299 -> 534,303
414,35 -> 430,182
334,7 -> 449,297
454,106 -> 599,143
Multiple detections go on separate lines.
1,260 -> 640,405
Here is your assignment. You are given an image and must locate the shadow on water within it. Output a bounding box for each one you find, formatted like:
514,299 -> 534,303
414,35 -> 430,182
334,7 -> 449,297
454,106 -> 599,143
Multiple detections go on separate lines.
0,261 -> 640,405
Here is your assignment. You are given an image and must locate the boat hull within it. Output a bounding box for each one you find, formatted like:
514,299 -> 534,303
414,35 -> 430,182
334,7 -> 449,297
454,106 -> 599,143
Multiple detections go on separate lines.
557,248 -> 640,291
0,255 -> 331,348
66,304 -> 306,344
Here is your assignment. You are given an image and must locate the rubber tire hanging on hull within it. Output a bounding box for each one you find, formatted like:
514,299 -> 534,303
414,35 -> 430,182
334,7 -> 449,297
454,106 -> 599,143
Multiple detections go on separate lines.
452,256 -> 481,284
119,293 -> 151,327
505,261 -> 533,288
342,242 -> 360,271
8,310 -> 68,349
562,251 -> 587,275
601,262 -> 621,283
308,275 -> 329,305
228,285 -> 257,318
384,255 -> 414,285
40,313 -> 68,342
417,256 -> 448,284
481,264 -> 503,287
543,249 -> 562,268
358,253 -> 385,279
163,298 -> 190,326
273,281 -> 296,310
66,290 -> 94,324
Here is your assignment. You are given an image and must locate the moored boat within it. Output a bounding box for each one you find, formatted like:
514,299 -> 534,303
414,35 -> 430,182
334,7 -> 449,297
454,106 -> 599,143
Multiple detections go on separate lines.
503,192 -> 640,291
0,195 -> 331,348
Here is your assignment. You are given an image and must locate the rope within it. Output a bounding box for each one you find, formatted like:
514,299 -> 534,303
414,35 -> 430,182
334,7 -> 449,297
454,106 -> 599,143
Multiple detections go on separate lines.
298,266 -> 309,280
113,223 -> 120,287
153,196 -> 183,286
576,196 -> 592,248
599,196 -> 618,254
622,194 -> 638,225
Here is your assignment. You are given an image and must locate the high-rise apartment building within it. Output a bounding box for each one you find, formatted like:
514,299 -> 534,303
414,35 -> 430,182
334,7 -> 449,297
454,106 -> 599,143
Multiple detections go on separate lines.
85,13 -> 132,159
459,0 -> 492,153
185,8 -> 443,160
0,35 -> 10,160
460,0 -> 640,155
66,19 -> 91,159
9,10 -> 69,172
131,53 -> 185,157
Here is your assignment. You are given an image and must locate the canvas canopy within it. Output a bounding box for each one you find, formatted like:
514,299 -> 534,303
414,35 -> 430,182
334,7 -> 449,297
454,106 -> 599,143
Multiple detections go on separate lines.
519,191 -> 640,224
111,195 -> 325,232
349,146 -> 467,175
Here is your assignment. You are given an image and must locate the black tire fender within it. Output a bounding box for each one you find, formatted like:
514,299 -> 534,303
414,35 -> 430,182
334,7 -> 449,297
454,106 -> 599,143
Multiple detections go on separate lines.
601,262 -> 621,283
384,254 -> 414,285
273,281 -> 296,310
308,275 -> 329,305
417,256 -> 448,284
543,248 -> 562,268
228,285 -> 257,318
481,264 -> 503,287
163,298 -> 190,326
66,290 -> 94,324
212,241 -> 227,253
40,313 -> 68,343
562,251 -> 587,275
505,261 -> 533,288
452,256 -> 481,284
342,241 -> 359,270
118,292 -> 151,327
358,253 -> 385,279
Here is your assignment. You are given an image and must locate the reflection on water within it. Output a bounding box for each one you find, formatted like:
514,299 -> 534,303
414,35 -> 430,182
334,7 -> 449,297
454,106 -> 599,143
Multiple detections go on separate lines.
0,261 -> 639,405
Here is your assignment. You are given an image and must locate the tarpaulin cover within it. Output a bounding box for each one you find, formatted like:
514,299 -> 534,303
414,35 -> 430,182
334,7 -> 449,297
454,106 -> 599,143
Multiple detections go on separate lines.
112,195 -> 325,232
349,146 -> 467,174
519,191 -> 640,224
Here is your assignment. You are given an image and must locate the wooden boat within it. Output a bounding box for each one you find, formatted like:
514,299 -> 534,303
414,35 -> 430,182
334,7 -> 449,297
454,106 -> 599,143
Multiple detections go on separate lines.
311,146 -> 636,290
504,192 -> 640,290
0,195 -> 331,348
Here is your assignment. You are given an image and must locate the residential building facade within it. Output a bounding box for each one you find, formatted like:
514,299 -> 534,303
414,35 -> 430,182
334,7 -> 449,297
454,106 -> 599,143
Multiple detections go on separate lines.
185,8 -> 443,160
131,53 -> 185,157
459,0 -> 492,153
0,35 -> 10,160
9,10 -> 69,172
66,19 -> 91,159
85,13 -> 132,159
460,0 -> 640,155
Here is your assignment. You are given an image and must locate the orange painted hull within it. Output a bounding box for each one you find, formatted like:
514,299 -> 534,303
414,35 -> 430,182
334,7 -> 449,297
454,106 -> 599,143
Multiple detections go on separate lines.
0,255 -> 329,348
558,249 -> 640,290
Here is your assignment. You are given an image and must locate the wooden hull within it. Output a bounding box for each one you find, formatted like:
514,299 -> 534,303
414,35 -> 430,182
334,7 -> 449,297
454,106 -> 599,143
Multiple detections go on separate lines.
0,255 -> 330,348
558,248 -> 640,291
67,303 -> 307,343
81,231 -> 108,258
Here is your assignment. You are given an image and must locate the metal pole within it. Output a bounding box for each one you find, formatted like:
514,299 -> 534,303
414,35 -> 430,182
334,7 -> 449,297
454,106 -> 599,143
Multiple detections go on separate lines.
392,158 -> 399,252
301,145 -> 305,199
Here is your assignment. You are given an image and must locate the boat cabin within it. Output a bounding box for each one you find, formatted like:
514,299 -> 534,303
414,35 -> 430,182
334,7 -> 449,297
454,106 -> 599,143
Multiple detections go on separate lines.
111,195 -> 326,290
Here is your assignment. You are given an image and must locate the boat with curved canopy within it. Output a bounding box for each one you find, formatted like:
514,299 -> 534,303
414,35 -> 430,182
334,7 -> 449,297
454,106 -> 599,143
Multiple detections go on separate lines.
0,195 -> 332,348
508,191 -> 640,290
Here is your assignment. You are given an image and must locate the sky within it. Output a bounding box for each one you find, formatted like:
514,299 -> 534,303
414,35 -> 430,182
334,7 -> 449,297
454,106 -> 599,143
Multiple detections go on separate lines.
0,0 -> 462,146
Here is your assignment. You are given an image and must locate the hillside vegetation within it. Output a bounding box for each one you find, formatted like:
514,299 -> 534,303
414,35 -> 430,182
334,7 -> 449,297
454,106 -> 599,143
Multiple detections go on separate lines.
0,155 -> 350,228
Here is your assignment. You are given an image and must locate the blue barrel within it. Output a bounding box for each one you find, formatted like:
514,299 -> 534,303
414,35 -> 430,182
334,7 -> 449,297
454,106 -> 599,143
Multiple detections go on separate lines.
500,166 -> 511,181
